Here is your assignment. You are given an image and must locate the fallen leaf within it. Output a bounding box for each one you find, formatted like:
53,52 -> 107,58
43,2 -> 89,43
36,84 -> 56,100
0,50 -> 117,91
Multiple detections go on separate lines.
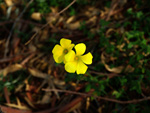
66,16 -> 76,24
0,64 -> 23,77
31,12 -> 42,21
116,43 -> 125,51
86,16 -> 97,27
101,53 -> 124,73
84,6 -> 99,17
40,30 -> 49,42
104,64 -> 124,73
66,21 -> 80,30
98,105 -> 105,113
50,7 -> 58,13
86,97 -> 90,110
106,28 -> 116,37
124,65 -> 135,73
5,0 -> 13,6
28,68 -> 48,79
38,92 -> 52,104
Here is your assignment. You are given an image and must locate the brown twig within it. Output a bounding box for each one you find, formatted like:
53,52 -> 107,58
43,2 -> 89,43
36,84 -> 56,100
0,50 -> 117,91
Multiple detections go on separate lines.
89,70 -> 120,79
57,96 -> 83,113
89,70 -> 118,76
43,88 -> 150,104
0,20 -> 13,26
25,0 -> 76,45
57,0 -> 76,16
21,53 -> 35,66
0,51 -> 36,63
3,86 -> 10,104
43,88 -> 88,97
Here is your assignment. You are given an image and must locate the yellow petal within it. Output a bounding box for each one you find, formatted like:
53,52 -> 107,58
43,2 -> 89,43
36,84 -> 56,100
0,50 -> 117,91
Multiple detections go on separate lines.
52,44 -> 63,55
75,43 -> 86,55
65,50 -> 75,62
53,54 -> 64,63
68,44 -> 75,50
76,60 -> 88,74
60,38 -> 72,48
81,52 -> 93,64
65,61 -> 77,73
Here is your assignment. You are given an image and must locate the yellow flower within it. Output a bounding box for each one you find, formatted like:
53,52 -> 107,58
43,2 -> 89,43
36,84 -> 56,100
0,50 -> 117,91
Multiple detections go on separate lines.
64,43 -> 93,74
52,38 -> 74,63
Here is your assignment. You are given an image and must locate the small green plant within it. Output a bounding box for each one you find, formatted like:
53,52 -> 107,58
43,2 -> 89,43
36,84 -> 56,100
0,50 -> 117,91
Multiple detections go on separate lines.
30,0 -> 51,14
0,71 -> 27,103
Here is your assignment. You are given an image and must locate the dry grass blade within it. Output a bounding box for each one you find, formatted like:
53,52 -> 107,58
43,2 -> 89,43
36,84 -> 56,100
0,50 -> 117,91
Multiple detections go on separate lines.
0,64 -> 23,77
0,105 -> 32,113
5,103 -> 30,110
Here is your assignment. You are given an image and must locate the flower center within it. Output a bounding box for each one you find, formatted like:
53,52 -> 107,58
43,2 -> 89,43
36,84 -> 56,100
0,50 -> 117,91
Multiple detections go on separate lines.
63,49 -> 68,54
74,56 -> 79,61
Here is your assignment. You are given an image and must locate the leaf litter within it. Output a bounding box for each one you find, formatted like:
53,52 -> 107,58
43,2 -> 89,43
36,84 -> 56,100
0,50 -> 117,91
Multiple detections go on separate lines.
0,0 -> 150,113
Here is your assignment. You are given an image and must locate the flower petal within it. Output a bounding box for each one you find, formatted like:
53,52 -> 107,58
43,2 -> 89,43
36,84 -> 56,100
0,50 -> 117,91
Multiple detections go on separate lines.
76,60 -> 88,74
60,38 -> 72,48
52,44 -> 63,55
81,52 -> 93,64
65,61 -> 77,73
68,44 -> 75,50
65,50 -> 75,62
53,54 -> 64,63
75,43 -> 86,55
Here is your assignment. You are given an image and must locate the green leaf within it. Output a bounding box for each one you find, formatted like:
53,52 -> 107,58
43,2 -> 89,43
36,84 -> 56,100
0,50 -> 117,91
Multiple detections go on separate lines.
130,81 -> 141,94
147,45 -> 150,53
127,8 -> 133,14
69,8 -> 76,16
120,78 -> 127,86
85,84 -> 91,92
112,90 -> 122,98
141,39 -> 147,45
99,19 -> 110,27
128,43 -> 133,48
136,11 -> 143,18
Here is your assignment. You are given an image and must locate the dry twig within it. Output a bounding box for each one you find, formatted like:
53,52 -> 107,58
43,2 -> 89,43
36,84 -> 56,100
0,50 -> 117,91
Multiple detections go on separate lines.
43,88 -> 150,104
